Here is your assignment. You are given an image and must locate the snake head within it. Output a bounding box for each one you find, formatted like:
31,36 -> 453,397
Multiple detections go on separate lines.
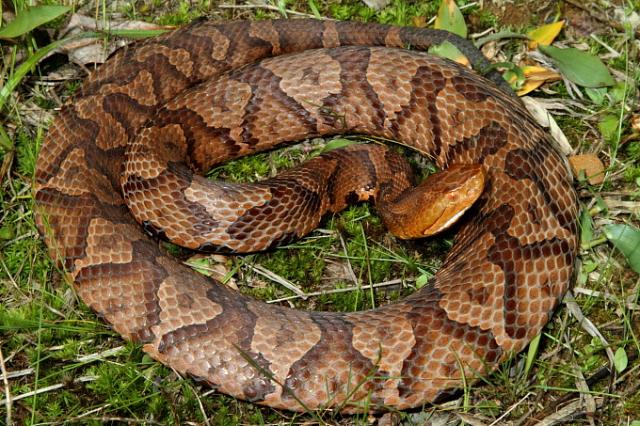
378,164 -> 485,239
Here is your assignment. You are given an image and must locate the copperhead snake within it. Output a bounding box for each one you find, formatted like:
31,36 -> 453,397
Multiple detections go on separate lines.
34,19 -> 578,412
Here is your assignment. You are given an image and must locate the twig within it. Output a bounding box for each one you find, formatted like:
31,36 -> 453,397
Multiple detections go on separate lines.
589,34 -> 621,57
337,232 -> 359,286
523,349 -> 638,426
0,375 -> 97,405
489,392 -> 533,426
192,385 -> 212,426
218,3 -> 322,19
0,367 -> 34,381
534,397 -> 604,426
573,286 -> 640,310
247,264 -> 306,297
74,403 -> 111,419
570,354 -> 597,426
0,344 -> 11,426
564,291 -> 616,366
66,416 -> 164,425
267,278 -> 404,303
76,346 -> 125,363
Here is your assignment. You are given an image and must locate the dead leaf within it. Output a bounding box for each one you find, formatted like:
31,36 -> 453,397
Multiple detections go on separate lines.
622,114 -> 640,144
516,65 -> 562,96
361,0 -> 391,11
631,113 -> 640,133
480,40 -> 498,61
412,16 -> 427,28
521,97 -> 572,155
528,20 -> 564,49
568,154 -> 606,184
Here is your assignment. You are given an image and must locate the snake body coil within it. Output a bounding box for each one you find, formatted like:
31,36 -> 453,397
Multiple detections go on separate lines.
34,19 -> 578,412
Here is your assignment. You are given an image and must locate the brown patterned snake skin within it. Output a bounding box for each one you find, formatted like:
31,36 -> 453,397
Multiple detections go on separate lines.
34,19 -> 578,412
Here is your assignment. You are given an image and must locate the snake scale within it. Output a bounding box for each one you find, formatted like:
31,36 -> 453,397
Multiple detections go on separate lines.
34,19 -> 578,412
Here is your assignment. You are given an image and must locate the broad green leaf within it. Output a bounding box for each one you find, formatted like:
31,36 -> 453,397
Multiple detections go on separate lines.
585,87 -> 607,105
415,268 -> 434,289
579,208 -> 593,246
583,261 -> 598,274
539,45 -> 615,88
578,260 -> 598,285
609,81 -> 630,103
415,272 -> 429,289
603,224 -> 640,273
428,41 -> 468,65
599,114 -> 620,143
320,138 -> 358,153
614,347 -> 628,373
184,257 -> 213,277
0,5 -> 70,39
0,33 -> 92,112
434,0 -> 467,38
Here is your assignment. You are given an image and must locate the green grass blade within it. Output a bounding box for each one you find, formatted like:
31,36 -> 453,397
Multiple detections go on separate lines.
0,32 -> 96,113
0,5 -> 70,39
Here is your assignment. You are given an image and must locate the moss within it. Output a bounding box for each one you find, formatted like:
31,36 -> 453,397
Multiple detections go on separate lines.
15,130 -> 41,178
474,8 -> 499,29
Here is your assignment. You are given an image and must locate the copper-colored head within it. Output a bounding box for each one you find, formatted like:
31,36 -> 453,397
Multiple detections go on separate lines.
379,164 -> 485,239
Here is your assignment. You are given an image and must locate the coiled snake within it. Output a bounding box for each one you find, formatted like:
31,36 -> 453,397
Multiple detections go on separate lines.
34,19 -> 578,412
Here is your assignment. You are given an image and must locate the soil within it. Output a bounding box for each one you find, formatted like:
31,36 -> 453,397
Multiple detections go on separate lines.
480,0 -> 614,37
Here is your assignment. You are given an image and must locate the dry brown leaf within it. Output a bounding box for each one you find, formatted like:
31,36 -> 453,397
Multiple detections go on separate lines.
521,97 -> 572,155
631,113 -> 640,133
568,154 -> 606,184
